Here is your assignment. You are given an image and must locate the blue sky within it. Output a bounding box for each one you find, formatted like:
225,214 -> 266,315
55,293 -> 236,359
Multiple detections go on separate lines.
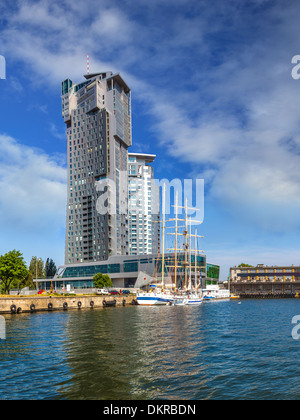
1,0 -> 300,279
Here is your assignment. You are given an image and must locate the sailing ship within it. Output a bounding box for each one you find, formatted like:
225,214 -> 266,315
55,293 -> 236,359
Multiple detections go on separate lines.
136,183 -> 174,306
168,192 -> 204,306
137,185 -> 204,306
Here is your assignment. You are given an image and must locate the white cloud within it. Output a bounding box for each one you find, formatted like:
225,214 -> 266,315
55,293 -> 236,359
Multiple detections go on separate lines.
0,134 -> 67,234
1,0 -> 300,245
49,123 -> 66,140
90,8 -> 134,44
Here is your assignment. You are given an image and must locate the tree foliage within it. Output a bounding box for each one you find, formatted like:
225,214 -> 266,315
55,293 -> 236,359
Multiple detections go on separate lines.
0,250 -> 29,294
10,271 -> 36,292
45,258 -> 57,278
29,257 -> 45,279
238,263 -> 254,268
93,273 -> 113,289
22,271 -> 36,290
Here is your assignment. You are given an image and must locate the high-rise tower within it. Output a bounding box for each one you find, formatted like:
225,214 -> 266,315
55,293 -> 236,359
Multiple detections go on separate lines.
61,72 -> 131,264
128,153 -> 160,256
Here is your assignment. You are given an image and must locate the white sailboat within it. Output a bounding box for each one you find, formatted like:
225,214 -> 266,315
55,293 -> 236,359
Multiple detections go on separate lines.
137,189 -> 204,307
170,199 -> 203,306
179,217 -> 202,305
136,289 -> 174,305
137,183 -> 174,306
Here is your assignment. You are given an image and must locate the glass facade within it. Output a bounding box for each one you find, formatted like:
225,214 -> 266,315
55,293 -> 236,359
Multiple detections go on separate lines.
124,261 -> 139,272
50,251 -> 219,290
62,264 -> 121,278
61,78 -> 73,95
155,255 -> 206,274
206,264 -> 220,280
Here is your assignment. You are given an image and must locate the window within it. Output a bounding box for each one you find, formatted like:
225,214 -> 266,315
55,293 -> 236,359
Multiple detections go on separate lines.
124,261 -> 138,272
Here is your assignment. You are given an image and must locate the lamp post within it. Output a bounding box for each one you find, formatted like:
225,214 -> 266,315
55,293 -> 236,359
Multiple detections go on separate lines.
36,258 -> 42,292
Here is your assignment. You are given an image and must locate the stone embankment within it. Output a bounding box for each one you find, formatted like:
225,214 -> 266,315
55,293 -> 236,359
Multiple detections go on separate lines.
0,295 -> 138,314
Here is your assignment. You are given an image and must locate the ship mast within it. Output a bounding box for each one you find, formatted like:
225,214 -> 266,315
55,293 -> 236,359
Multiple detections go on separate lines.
188,216 -> 192,290
167,195 -> 204,292
195,228 -> 198,289
184,198 -> 188,290
176,200 -> 204,291
174,191 -> 178,292
165,191 -> 181,291
161,182 -> 166,290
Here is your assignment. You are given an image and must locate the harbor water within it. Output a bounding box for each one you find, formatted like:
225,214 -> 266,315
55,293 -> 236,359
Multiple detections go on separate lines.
1,299 -> 300,400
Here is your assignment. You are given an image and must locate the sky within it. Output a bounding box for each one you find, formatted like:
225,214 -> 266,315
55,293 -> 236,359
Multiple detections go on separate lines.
1,0 -> 300,280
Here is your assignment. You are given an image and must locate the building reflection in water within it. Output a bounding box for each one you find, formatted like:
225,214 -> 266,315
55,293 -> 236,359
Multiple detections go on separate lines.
58,306 -> 209,400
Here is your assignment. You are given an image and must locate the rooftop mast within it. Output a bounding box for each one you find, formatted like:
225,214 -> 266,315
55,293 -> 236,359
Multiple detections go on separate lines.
87,54 -> 90,75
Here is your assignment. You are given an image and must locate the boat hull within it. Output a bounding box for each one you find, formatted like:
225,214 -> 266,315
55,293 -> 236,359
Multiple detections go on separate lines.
202,287 -> 230,301
173,298 -> 186,306
185,299 -> 203,305
203,295 -> 230,300
173,296 -> 203,306
136,295 -> 173,306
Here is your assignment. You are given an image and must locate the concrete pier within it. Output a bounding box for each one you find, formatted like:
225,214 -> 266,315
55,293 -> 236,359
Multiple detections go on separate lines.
0,295 -> 137,314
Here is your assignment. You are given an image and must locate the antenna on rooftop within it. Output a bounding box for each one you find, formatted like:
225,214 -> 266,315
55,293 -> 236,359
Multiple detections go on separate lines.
87,54 -> 90,75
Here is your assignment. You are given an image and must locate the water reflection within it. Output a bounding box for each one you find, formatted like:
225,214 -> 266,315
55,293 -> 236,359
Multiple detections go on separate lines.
55,305 -> 210,400
1,301 -> 300,399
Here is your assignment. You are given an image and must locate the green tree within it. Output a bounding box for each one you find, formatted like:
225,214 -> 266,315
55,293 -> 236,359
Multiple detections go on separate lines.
93,273 -> 113,289
0,250 -> 29,294
45,258 -> 57,278
10,271 -> 35,293
22,271 -> 36,290
238,263 -> 254,268
29,257 -> 45,280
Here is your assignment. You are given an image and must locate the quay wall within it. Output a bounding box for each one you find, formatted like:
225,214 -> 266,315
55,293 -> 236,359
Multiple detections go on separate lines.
0,295 -> 137,314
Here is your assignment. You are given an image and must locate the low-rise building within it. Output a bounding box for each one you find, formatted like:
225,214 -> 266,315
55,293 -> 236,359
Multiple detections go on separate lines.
230,264 -> 300,295
37,253 -> 219,291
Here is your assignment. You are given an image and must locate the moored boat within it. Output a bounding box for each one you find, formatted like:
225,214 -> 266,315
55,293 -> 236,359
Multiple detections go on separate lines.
173,296 -> 186,306
136,291 -> 174,306
185,294 -> 203,305
202,285 -> 230,300
173,292 -> 203,306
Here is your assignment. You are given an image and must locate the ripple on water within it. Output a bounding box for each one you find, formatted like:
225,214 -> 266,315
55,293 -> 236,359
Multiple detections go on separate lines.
1,301 -> 300,399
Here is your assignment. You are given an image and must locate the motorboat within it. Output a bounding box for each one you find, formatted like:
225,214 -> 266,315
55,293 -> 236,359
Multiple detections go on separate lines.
202,285 -> 230,300
173,291 -> 203,306
185,294 -> 203,305
136,290 -> 174,306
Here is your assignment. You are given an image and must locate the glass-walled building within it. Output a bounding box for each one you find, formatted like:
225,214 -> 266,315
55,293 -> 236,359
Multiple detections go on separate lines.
38,253 -> 219,291
206,264 -> 220,285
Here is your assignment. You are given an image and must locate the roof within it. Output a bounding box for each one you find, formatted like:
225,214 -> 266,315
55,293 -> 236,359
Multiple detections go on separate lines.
107,73 -> 130,94
128,152 -> 156,163
83,71 -> 113,80
83,72 -> 130,94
